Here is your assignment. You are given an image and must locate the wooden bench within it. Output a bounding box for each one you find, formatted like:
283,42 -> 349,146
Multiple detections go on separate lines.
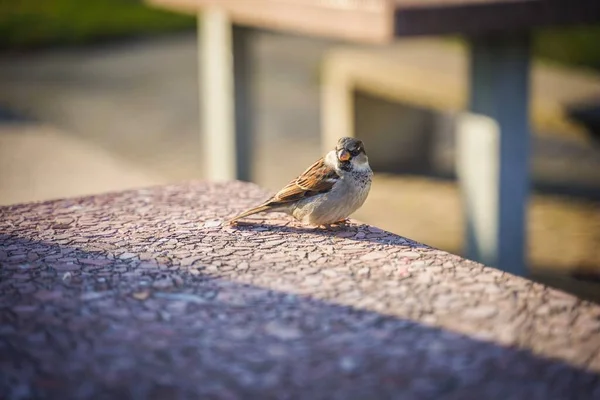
146,0 -> 600,276
320,37 -> 600,151
1,181 -> 600,398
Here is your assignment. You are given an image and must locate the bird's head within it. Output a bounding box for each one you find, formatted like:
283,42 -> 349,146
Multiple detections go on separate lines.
335,137 -> 369,171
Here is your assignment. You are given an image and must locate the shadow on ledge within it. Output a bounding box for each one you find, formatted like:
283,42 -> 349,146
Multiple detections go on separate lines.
228,219 -> 429,247
1,233 -> 599,399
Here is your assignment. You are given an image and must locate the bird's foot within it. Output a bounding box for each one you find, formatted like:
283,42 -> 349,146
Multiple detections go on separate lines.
331,219 -> 351,227
313,219 -> 350,230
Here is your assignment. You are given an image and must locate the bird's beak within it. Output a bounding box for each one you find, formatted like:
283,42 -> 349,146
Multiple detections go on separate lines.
338,149 -> 351,161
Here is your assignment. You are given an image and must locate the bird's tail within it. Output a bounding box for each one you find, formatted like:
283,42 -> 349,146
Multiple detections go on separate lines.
228,203 -> 273,224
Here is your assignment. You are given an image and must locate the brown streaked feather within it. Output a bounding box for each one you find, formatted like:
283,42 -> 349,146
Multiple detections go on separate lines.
271,157 -> 339,204
228,157 -> 339,224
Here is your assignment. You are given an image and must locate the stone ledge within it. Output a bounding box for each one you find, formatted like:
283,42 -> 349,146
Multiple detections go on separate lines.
1,181 -> 599,399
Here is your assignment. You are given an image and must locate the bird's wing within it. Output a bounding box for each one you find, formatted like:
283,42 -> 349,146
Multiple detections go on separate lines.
267,157 -> 340,206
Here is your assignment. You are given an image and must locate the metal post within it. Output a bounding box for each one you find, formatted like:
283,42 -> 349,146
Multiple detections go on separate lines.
232,26 -> 254,182
456,33 -> 531,276
198,9 -> 253,182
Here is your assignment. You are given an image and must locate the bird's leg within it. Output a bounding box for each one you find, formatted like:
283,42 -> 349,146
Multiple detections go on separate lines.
314,219 -> 351,229
313,223 -> 339,230
331,218 -> 350,227
312,220 -> 350,230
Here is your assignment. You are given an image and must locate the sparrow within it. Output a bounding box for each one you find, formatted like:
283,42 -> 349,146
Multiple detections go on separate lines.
229,137 -> 373,227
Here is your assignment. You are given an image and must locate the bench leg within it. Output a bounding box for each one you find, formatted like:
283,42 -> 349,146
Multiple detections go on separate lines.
321,57 -> 353,154
457,33 -> 531,276
199,9 -> 254,181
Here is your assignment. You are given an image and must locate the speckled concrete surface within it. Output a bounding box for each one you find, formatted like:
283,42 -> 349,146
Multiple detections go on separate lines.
1,181 -> 599,399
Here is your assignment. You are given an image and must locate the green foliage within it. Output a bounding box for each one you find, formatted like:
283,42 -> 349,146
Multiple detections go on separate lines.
0,0 -> 195,49
534,25 -> 600,71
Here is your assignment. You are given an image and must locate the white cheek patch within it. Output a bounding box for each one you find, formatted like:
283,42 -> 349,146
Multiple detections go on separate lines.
324,151 -> 338,167
353,162 -> 371,172
351,155 -> 370,171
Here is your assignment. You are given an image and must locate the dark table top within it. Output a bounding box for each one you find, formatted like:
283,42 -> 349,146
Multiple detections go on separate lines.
1,181 -> 599,399
149,0 -> 600,43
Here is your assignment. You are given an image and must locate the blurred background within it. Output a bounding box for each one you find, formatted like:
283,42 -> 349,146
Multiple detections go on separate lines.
0,1 -> 599,300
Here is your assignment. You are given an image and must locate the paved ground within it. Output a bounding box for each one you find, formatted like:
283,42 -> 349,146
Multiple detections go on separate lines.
0,124 -> 162,205
0,31 -> 598,298
1,181 -> 600,399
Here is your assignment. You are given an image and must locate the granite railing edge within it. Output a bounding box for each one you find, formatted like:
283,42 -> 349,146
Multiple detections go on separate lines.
0,179 -> 582,302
